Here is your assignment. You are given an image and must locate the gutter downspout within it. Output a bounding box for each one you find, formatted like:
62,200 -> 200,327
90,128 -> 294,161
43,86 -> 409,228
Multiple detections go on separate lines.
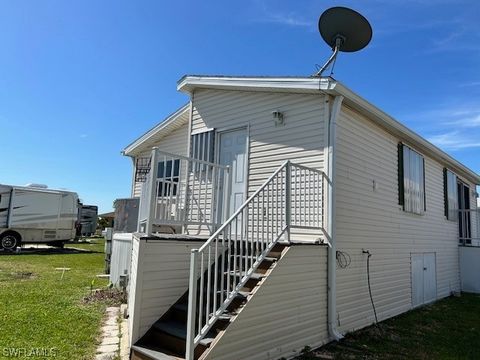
327,94 -> 344,341
129,156 -> 136,198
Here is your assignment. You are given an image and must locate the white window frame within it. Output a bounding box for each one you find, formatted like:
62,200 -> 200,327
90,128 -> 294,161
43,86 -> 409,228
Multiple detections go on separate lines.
157,159 -> 180,196
191,130 -> 215,163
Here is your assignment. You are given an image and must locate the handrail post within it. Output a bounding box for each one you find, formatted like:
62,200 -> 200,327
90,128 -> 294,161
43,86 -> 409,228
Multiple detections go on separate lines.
285,161 -> 291,243
223,166 -> 232,223
146,147 -> 159,236
186,249 -> 199,360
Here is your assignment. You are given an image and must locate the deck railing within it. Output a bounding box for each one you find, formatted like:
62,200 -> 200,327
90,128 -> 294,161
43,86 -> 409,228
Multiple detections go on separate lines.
459,208 -> 480,246
137,148 -> 230,235
185,161 -> 326,359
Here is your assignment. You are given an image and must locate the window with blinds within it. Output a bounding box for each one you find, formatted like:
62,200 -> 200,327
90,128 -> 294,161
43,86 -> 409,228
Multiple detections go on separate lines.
444,169 -> 458,221
398,144 -> 426,214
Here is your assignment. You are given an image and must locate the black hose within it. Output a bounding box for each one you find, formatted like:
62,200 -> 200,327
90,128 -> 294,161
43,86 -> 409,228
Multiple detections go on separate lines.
364,250 -> 379,324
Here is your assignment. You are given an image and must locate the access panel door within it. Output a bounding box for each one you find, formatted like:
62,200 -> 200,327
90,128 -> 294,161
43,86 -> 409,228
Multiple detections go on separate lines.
411,252 -> 437,307
411,254 -> 424,307
423,253 -> 437,304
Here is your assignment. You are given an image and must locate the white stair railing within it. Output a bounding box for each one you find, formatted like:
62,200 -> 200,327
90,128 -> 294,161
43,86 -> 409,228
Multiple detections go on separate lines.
137,147 -> 231,235
185,161 -> 326,359
459,208 -> 480,246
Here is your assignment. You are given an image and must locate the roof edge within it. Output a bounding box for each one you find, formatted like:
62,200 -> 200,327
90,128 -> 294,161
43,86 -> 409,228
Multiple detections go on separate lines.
331,82 -> 480,185
176,75 -> 479,184
177,75 -> 334,93
122,103 -> 190,157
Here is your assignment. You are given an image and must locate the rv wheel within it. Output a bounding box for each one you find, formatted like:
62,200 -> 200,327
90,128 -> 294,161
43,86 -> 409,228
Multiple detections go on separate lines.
51,241 -> 65,248
0,233 -> 20,251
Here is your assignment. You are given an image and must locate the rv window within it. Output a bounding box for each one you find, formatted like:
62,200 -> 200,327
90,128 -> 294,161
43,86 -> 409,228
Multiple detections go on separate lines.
157,159 -> 180,196
398,144 -> 426,215
444,169 -> 458,221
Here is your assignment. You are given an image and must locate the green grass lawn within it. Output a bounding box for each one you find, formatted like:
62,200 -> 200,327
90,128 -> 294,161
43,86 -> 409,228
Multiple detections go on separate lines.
299,293 -> 480,360
0,239 -> 112,360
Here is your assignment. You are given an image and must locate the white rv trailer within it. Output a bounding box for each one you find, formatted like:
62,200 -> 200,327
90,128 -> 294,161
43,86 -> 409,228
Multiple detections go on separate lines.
0,184 -> 79,250
78,204 -> 98,236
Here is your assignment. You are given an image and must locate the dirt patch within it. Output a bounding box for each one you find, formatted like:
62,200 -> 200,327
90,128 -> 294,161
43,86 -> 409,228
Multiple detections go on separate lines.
82,288 -> 127,306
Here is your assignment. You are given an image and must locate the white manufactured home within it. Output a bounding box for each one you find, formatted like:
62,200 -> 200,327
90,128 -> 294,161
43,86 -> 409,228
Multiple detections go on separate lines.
122,76 -> 480,360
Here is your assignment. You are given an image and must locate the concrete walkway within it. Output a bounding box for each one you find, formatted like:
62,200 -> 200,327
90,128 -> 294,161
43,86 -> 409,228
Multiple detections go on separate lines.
95,307 -> 120,360
95,305 -> 129,360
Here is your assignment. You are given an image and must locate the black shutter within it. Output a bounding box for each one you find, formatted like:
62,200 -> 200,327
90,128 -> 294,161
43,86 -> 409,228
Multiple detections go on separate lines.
398,143 -> 404,207
443,168 -> 448,218
423,157 -> 426,211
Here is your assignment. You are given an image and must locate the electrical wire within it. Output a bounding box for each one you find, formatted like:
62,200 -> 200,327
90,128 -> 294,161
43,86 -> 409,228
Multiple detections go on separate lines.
364,250 -> 379,324
336,250 -> 351,268
329,54 -> 338,76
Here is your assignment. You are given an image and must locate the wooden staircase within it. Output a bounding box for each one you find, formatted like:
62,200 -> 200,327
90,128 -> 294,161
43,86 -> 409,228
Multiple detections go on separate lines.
131,161 -> 325,360
131,243 -> 287,360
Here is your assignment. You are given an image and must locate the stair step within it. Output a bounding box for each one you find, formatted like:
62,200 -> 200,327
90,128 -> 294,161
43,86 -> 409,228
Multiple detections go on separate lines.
267,251 -> 283,259
173,302 -> 188,312
263,256 -> 278,262
233,255 -> 277,262
152,320 -> 215,347
217,313 -> 233,321
199,337 -> 215,346
131,345 -> 179,360
237,290 -> 251,298
226,271 -> 264,280
153,320 -> 186,340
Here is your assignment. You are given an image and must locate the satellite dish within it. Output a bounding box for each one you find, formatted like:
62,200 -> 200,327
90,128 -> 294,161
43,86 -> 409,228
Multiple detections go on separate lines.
314,7 -> 372,77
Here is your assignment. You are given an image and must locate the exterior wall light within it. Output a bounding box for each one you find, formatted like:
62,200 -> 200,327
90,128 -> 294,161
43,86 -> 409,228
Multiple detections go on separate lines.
272,110 -> 285,127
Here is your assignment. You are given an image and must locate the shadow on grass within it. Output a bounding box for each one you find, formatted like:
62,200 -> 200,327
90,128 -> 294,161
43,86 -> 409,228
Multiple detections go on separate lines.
293,293 -> 480,360
0,247 -> 102,256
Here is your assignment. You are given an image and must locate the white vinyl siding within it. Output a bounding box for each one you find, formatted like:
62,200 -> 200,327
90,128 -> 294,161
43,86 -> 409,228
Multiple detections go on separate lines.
402,145 -> 425,215
191,88 -> 326,241
132,124 -> 189,197
127,236 -> 204,344
335,105 -> 464,333
204,245 -> 328,360
445,169 -> 458,221
109,233 -> 133,287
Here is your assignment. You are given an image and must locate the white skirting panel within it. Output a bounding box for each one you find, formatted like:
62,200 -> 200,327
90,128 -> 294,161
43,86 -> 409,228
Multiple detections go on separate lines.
460,246 -> 480,293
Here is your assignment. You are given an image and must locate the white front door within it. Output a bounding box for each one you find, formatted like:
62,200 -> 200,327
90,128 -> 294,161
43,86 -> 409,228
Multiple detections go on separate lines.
411,252 -> 437,307
218,129 -> 247,220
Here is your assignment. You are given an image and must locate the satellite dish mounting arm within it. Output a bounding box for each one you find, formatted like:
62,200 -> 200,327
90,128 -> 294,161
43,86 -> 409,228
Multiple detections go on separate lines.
314,35 -> 344,77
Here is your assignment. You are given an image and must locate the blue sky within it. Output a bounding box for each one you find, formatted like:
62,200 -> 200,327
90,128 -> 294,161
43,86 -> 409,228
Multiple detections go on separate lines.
1,0 -> 479,213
